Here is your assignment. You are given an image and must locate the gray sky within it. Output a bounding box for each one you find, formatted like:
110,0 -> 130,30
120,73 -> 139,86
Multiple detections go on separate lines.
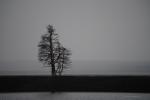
0,0 -> 150,62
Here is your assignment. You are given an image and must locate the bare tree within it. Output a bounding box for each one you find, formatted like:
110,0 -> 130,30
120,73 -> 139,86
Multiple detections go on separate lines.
38,25 -> 71,76
55,42 -> 71,75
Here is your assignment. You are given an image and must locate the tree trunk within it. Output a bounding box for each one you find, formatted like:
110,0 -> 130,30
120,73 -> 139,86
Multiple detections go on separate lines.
49,32 -> 55,76
51,64 -> 55,76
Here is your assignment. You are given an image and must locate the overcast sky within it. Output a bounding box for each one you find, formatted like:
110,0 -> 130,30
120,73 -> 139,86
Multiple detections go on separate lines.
0,0 -> 150,62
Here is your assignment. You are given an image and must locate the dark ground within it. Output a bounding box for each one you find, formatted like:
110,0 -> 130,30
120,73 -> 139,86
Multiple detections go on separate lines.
0,75 -> 150,93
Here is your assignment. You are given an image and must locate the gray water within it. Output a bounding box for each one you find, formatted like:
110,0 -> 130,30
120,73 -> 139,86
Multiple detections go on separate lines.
0,92 -> 150,100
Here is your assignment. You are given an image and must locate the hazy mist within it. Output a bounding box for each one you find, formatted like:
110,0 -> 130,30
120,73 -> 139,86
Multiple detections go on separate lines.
0,0 -> 150,74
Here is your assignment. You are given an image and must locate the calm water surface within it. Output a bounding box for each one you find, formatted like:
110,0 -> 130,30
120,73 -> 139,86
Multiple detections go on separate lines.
0,92 -> 150,100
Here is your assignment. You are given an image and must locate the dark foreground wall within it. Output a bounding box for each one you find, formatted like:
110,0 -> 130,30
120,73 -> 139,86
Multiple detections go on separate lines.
0,76 -> 150,93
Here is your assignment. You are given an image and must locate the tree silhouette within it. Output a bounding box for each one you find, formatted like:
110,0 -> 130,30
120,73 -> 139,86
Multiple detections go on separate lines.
38,25 -> 71,76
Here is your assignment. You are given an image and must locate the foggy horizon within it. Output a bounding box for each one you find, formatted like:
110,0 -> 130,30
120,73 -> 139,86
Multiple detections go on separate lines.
0,0 -> 150,75
0,60 -> 150,75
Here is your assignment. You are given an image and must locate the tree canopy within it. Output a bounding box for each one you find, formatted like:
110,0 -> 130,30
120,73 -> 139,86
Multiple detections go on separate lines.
38,25 -> 71,76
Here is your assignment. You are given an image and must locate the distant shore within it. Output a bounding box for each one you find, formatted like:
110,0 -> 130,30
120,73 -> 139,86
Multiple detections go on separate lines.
0,75 -> 150,93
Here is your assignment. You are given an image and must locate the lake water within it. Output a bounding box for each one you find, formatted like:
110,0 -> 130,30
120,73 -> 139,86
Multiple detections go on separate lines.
0,92 -> 150,100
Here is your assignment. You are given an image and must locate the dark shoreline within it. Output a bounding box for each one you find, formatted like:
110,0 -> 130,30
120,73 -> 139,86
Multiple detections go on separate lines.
0,75 -> 150,93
